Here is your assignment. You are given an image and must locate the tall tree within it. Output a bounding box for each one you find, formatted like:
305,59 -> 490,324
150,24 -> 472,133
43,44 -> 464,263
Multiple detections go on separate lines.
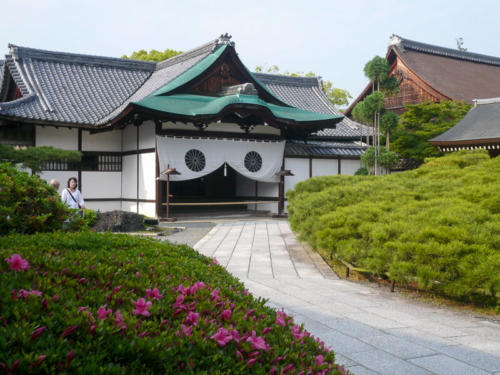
353,56 -> 399,174
254,65 -> 352,108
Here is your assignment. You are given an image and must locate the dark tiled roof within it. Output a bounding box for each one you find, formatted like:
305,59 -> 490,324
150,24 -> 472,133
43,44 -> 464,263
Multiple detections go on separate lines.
391,35 -> 500,103
254,72 -> 370,139
430,98 -> 500,145
0,45 -> 155,125
392,35 -> 500,67
285,140 -> 365,157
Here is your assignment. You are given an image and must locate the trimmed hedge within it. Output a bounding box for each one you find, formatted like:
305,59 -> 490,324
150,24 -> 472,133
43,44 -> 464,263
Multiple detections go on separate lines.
0,232 -> 347,374
288,150 -> 500,306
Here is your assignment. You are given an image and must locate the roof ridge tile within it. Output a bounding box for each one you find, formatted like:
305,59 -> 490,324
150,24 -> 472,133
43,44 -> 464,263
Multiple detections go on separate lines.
8,44 -> 156,71
390,34 -> 500,67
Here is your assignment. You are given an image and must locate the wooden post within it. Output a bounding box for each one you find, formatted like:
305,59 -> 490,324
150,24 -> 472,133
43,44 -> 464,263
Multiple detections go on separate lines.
278,174 -> 285,215
160,165 -> 180,222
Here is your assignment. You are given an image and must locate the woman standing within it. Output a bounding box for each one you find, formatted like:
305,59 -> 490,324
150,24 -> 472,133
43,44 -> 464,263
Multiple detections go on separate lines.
61,177 -> 85,217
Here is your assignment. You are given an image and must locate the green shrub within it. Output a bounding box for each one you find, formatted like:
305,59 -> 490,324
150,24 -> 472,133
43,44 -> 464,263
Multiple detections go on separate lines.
0,232 -> 347,374
288,150 -> 500,306
0,163 -> 70,235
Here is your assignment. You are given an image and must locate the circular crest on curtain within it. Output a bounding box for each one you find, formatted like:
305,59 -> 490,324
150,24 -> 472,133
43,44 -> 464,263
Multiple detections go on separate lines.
185,149 -> 206,172
244,151 -> 263,172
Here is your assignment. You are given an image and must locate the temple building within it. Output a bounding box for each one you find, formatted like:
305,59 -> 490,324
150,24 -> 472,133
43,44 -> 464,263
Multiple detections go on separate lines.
345,35 -> 500,116
429,97 -> 500,157
0,34 -> 368,219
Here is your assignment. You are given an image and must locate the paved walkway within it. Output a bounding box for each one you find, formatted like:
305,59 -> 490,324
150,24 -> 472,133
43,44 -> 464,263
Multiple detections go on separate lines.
194,220 -> 500,375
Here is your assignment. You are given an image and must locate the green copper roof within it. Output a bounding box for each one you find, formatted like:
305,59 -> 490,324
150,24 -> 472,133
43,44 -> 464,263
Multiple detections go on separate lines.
134,93 -> 342,123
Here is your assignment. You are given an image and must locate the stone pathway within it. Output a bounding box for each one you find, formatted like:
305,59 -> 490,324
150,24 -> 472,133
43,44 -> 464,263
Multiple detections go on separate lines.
194,220 -> 500,375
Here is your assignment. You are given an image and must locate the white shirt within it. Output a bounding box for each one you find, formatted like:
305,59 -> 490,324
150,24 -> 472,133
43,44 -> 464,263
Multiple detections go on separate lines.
61,188 -> 84,209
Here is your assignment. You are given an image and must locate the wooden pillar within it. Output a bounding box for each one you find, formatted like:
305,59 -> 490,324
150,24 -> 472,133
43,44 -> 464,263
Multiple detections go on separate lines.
338,157 -> 342,175
309,157 -> 312,178
78,129 -> 82,191
136,125 -> 140,214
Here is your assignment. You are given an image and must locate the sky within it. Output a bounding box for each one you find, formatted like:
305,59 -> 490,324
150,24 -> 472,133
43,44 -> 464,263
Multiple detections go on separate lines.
1,0 -> 499,107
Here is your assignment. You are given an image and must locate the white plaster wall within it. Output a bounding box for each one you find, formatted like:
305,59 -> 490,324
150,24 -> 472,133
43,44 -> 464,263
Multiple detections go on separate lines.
122,125 -> 137,152
122,155 -> 137,199
139,152 -> 156,200
139,121 -> 156,149
82,172 -> 121,199
284,158 -> 309,193
82,129 -> 121,152
312,159 -> 338,177
235,174 -> 256,196
39,171 -> 78,196
341,159 -> 362,175
255,182 -> 279,213
138,202 -> 156,218
85,201 -> 121,212
36,127 -> 78,150
121,201 -> 137,213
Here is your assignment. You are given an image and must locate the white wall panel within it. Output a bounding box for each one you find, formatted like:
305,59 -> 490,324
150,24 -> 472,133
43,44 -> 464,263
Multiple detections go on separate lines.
284,158 -> 309,193
123,125 -> 137,152
122,155 -> 137,199
121,201 -> 137,213
139,121 -> 156,149
139,152 -> 156,200
236,174 -> 256,196
257,182 -> 278,197
85,201 -> 121,213
82,129 -> 121,152
36,127 -> 77,150
39,171 -> 78,196
341,159 -> 362,176
82,172 -> 121,199
312,159 -> 338,177
138,202 -> 156,218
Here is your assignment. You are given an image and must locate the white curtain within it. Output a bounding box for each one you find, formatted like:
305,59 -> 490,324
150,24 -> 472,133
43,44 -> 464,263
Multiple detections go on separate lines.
156,136 -> 285,182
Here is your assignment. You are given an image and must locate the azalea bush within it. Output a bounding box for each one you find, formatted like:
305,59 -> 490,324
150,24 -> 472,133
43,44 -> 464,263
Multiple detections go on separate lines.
0,232 -> 347,374
0,163 -> 71,235
288,150 -> 500,306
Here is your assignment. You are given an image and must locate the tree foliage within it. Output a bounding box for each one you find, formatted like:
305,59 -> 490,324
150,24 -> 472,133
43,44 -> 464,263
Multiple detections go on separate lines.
0,144 -> 81,175
122,49 -> 182,62
391,100 -> 471,160
363,56 -> 389,84
254,65 -> 352,108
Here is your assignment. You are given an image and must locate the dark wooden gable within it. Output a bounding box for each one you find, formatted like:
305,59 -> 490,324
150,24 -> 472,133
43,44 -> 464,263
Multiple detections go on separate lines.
0,65 -> 23,103
171,46 -> 285,106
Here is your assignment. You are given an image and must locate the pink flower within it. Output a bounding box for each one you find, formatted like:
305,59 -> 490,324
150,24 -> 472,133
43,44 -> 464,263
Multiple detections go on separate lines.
262,326 -> 273,335
210,288 -> 221,302
247,358 -> 257,366
146,288 -> 162,300
276,311 -> 286,327
136,272 -> 140,278
230,329 -> 240,343
213,257 -> 219,265
221,309 -> 232,320
292,325 -> 306,340
316,354 -> 324,366
66,349 -> 75,367
97,305 -> 112,320
246,330 -> 268,351
177,324 -> 193,337
210,328 -> 233,347
115,310 -> 126,329
29,326 -> 46,343
61,325 -> 79,338
184,311 -> 200,326
132,298 -> 152,317
172,294 -> 185,309
5,254 -> 30,271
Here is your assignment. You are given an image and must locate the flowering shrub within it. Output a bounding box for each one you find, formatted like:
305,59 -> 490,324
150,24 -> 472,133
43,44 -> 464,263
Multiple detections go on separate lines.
0,163 -> 71,234
0,232 -> 348,374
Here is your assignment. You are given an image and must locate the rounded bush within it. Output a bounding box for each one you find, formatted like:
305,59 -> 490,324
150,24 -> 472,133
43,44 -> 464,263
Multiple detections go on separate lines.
0,163 -> 70,234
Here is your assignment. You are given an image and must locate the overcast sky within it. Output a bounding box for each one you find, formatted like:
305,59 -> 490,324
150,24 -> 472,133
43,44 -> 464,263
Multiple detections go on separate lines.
1,0 -> 499,106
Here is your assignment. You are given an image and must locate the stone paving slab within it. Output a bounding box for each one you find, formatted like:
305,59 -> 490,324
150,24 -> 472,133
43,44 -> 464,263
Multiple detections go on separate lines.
193,220 -> 500,375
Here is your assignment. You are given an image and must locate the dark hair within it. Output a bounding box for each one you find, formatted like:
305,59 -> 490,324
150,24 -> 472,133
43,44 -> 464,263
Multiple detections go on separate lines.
67,177 -> 78,188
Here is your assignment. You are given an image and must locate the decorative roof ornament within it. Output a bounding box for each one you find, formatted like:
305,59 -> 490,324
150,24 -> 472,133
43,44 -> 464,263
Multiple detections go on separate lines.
389,34 -> 402,47
219,83 -> 258,96
216,33 -> 235,47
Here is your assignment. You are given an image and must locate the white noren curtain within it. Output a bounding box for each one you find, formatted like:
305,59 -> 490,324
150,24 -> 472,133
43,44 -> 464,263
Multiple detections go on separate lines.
156,136 -> 285,182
